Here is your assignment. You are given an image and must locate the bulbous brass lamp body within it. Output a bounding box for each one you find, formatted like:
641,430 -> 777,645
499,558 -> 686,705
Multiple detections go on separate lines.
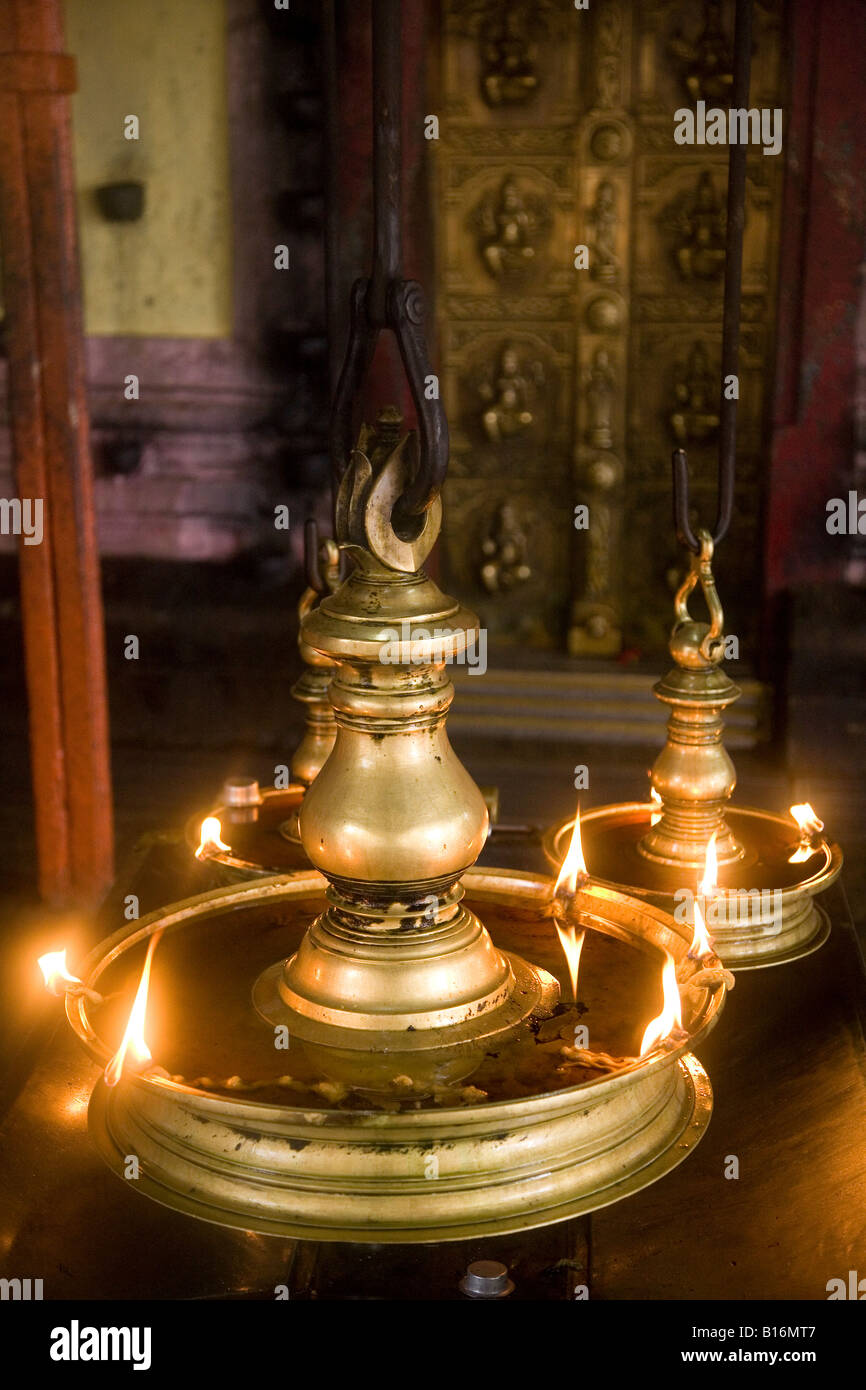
256,418 -> 553,1046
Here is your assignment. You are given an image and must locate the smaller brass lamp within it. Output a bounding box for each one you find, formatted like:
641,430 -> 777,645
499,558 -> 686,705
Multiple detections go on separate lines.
544,532 -> 843,969
544,0 -> 842,968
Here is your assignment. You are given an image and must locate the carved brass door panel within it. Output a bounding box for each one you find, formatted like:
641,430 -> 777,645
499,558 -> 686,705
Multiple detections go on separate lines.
433,0 -> 784,658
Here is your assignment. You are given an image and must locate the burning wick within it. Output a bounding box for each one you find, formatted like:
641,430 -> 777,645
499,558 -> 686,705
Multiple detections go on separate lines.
37,950 -> 103,1006
690,832 -> 718,961
196,816 -> 231,860
552,808 -> 590,1003
104,931 -> 162,1088
788,803 -> 824,863
688,898 -> 714,963
649,787 -> 663,826
555,920 -> 585,1007
639,953 -> 683,1057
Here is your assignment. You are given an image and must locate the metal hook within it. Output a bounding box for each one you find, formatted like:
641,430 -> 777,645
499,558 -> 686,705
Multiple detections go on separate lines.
329,278 -> 448,520
672,446 -> 735,554
673,527 -> 726,663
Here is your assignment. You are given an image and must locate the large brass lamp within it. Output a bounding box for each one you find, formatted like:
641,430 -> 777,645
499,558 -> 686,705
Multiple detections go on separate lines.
49,0 -> 730,1244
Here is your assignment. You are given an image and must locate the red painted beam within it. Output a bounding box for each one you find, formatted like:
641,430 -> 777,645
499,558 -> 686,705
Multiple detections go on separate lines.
0,0 -> 113,903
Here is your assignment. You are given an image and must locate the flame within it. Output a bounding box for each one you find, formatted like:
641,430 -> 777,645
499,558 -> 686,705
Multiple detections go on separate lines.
650,787 -> 663,825
196,816 -> 230,859
788,803 -> 824,863
687,833 -> 718,959
104,932 -> 162,1087
699,832 -> 718,897
38,949 -> 83,995
554,920 -> 585,1003
552,809 -> 590,1002
639,953 -> 682,1056
790,802 -> 823,836
688,896 -> 714,961
555,807 -> 589,898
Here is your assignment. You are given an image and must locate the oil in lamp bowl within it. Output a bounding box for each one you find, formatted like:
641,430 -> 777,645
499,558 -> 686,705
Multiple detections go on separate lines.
66,868 -> 723,1244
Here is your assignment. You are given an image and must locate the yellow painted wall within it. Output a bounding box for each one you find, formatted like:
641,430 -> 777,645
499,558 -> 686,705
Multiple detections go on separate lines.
64,0 -> 232,337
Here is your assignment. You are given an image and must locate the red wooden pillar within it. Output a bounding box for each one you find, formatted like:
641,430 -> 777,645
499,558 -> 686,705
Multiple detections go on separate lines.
0,0 -> 113,904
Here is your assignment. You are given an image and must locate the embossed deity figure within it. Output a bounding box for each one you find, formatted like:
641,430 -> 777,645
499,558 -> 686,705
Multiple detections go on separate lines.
669,0 -> 733,105
482,178 -> 538,279
676,171 -> 727,281
480,345 -> 538,443
589,181 -> 619,284
669,341 -> 721,445
479,6 -> 539,107
480,501 -> 532,594
585,348 -> 616,449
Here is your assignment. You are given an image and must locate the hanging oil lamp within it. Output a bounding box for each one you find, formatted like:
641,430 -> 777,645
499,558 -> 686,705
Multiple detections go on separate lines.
543,0 -> 843,968
543,526 -> 843,968
40,0 -> 730,1243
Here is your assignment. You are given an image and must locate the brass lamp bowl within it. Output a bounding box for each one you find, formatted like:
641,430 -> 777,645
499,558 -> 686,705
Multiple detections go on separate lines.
543,803 -> 844,970
68,867 -> 723,1243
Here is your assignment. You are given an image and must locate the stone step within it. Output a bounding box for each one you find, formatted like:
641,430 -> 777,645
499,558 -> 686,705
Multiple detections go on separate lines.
450,666 -> 771,748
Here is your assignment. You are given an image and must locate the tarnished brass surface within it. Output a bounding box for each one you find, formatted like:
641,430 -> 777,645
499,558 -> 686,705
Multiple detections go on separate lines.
283,423 -> 527,1038
290,536 -> 341,789
543,804 -> 844,971
639,532 -> 744,869
256,889 -> 538,1039
335,411 -> 443,574
70,868 -> 721,1242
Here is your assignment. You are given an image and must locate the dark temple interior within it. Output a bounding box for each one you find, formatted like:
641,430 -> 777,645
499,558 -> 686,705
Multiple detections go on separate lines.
0,0 -> 864,1311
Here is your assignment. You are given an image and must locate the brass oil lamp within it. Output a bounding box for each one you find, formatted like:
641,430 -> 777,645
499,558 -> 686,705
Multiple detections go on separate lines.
49,425 -> 729,1239
190,508 -> 498,883
38,0 -> 731,1242
543,526 -> 843,968
544,0 -> 843,968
